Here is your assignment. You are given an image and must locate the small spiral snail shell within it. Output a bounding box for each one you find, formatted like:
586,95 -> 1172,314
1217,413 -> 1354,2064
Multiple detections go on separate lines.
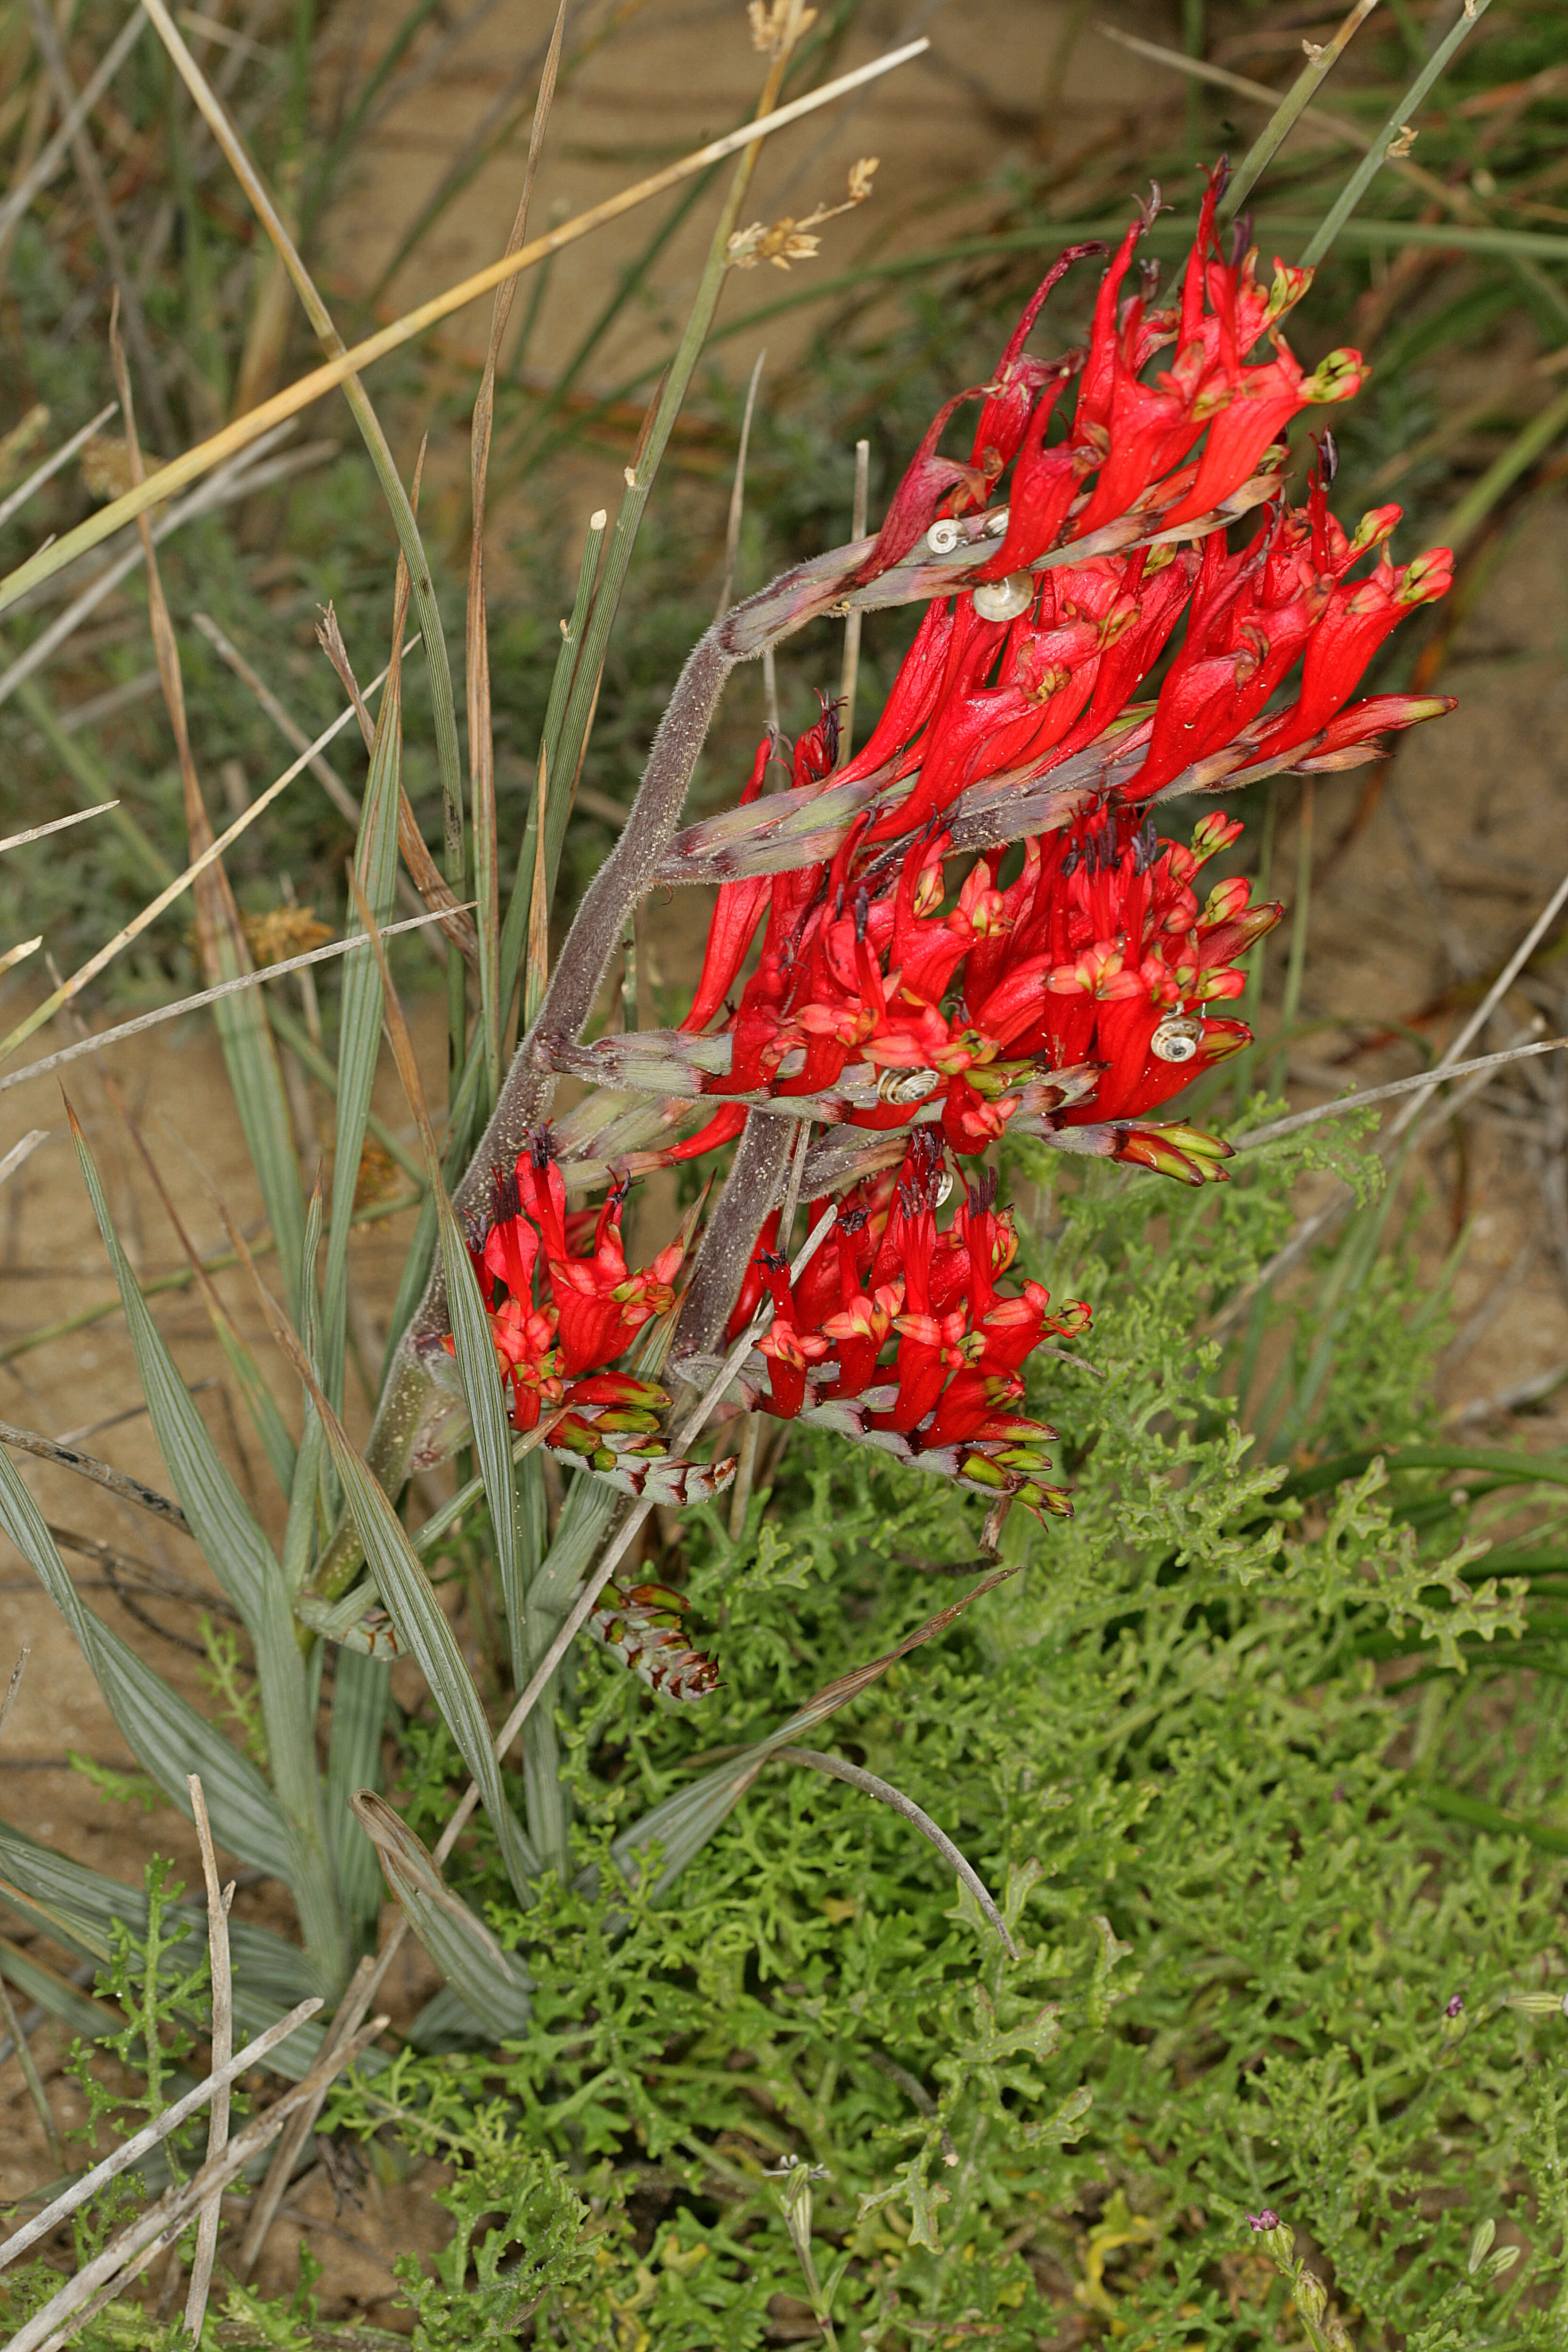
878,1067 -> 941,1104
1149,1012 -> 1204,1065
925,517 -> 965,555
972,570 -> 1035,622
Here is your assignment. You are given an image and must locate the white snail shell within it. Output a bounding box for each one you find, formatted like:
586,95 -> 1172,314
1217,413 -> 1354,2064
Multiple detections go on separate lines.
1150,1013 -> 1204,1065
933,1167 -> 955,1206
925,517 -> 965,555
878,1067 -> 941,1104
972,571 -> 1035,622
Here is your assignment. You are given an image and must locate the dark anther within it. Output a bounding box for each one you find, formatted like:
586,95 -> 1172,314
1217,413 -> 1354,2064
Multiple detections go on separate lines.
1059,843 -> 1080,879
608,1172 -> 632,1212
528,1125 -> 555,1171
854,886 -> 871,945
1317,426 -> 1339,485
1229,212 -> 1253,269
971,1168 -> 999,1214
1132,817 -> 1159,877
759,1248 -> 790,1273
491,1164 -> 521,1225
838,1206 -> 869,1235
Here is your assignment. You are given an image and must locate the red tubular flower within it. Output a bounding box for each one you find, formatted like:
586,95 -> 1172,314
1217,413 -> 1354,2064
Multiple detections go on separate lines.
682,734 -> 773,1034
1248,546 -> 1455,766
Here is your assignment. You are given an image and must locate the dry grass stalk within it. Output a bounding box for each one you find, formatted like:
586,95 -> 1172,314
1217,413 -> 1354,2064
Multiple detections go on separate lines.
233,1952 -> 380,2281
0,400 -> 117,531
836,437 -> 870,760
0,800 -> 120,857
0,1999 -> 324,2274
714,348 -> 767,624
0,641 -> 409,1066
24,0 -> 173,450
8,2014 -> 386,2352
0,422 -> 325,715
1236,1033 -> 1568,1150
0,36 -> 930,625
0,905 -> 461,1100
468,0 -> 565,1094
0,1646 -> 26,1740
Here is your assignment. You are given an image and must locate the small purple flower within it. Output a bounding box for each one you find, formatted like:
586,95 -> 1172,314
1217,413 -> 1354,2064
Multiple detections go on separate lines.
1246,2210 -> 1281,2232
1445,1994 -> 1464,2019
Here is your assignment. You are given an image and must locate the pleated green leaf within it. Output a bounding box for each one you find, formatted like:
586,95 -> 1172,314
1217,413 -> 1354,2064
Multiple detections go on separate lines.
437,1187 -> 524,1687
210,980 -> 307,1328
0,1450 -> 293,1876
320,656 -> 405,1413
315,1405 -> 540,1901
352,1793 -> 532,2035
327,1648 -> 391,1951
69,1114 -> 346,1984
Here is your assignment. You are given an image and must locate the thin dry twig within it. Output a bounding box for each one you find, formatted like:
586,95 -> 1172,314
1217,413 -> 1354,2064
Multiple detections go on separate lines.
0,899 -> 459,1101
1235,1034 -> 1568,1150
183,1775 -> 233,2338
0,401 -> 117,532
0,1128 -> 47,1186
8,2014 -> 386,2352
0,1419 -> 191,1532
0,1999 -> 323,2272
775,1746 -> 1017,1957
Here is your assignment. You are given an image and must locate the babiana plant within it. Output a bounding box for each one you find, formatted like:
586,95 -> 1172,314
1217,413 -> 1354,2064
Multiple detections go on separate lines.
7,0 -> 1568,2336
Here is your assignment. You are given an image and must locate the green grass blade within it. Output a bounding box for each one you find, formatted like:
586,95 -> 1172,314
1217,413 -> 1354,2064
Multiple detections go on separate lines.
1218,0 -> 1379,218
1299,0 -> 1499,268
498,509 -> 604,1030
320,655 -> 405,1413
438,1189 -> 525,1691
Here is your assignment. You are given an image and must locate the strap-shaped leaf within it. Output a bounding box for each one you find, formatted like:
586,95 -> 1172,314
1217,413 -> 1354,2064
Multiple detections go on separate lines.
320,645 -> 404,1412
0,1815 -> 319,2005
439,1187 -> 525,1689
327,1649 -> 390,1950
0,1447 -> 293,1876
352,1794 -> 532,2035
324,1425 -> 540,1899
68,1109 -> 278,1634
69,1111 -> 346,1984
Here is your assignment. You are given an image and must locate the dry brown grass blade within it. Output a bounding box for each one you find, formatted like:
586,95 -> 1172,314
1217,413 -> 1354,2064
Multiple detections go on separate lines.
182,1775 -> 233,2338
0,400 -> 116,531
470,0 -> 565,1094
0,37 -> 930,623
